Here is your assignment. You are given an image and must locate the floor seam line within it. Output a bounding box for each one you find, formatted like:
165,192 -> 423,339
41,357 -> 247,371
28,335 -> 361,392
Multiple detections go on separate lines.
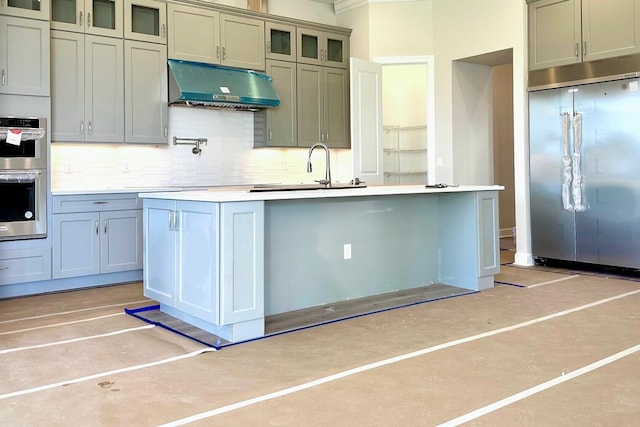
436,343 -> 640,426
0,299 -> 153,325
155,288 -> 640,426
0,347 -> 216,401
0,324 -> 156,354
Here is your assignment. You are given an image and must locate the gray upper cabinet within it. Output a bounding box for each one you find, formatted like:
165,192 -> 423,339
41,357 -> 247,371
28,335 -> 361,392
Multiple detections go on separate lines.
51,0 -> 124,38
297,64 -> 349,149
0,0 -> 50,20
297,27 -> 348,69
254,59 -> 297,147
167,3 -> 219,64
168,3 -> 265,70
220,14 -> 265,70
124,40 -> 168,143
265,21 -> 295,62
124,0 -> 166,44
529,0 -> 640,70
0,16 -> 50,96
51,30 -> 125,143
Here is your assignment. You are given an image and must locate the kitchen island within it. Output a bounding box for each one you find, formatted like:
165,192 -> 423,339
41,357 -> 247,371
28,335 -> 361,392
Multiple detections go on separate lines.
139,184 -> 502,343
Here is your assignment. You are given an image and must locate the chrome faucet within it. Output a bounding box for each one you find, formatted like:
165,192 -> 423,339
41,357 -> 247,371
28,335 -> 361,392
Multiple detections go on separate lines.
306,143 -> 332,187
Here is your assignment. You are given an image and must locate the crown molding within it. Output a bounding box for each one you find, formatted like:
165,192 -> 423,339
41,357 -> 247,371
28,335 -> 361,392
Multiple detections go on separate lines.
334,0 -> 419,15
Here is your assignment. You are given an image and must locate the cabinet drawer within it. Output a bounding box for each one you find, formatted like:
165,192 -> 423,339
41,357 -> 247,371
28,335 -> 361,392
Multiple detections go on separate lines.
0,248 -> 51,286
53,193 -> 142,213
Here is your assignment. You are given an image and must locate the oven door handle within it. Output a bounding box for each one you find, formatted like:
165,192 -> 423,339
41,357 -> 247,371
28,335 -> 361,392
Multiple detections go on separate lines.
0,170 -> 41,184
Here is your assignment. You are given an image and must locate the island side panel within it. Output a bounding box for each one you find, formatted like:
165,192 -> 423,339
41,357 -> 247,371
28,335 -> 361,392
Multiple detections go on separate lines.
436,192 -> 480,290
264,195 -> 442,315
437,191 -> 500,291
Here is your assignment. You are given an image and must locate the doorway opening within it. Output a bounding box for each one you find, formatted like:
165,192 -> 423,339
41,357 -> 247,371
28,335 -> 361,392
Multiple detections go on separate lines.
374,56 -> 435,185
452,48 -> 515,239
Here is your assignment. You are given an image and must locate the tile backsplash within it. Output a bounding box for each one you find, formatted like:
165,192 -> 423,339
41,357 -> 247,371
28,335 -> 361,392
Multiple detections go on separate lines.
51,107 -> 354,191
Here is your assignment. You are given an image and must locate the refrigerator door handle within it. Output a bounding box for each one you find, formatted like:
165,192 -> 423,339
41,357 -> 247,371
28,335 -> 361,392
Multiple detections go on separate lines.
561,112 -> 573,211
572,112 -> 586,212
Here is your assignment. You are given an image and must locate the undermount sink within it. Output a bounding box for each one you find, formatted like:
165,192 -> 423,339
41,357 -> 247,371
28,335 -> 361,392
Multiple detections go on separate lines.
249,183 -> 367,192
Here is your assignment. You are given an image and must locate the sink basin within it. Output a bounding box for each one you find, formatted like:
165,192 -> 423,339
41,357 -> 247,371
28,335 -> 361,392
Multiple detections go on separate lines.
249,183 -> 367,192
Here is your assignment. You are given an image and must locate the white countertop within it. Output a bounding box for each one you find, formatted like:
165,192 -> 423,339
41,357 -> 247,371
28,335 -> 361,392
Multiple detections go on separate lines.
138,184 -> 504,203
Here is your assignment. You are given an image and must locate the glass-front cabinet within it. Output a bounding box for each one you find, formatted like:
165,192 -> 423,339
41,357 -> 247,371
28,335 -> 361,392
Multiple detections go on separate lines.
124,0 -> 166,44
51,0 -> 123,37
265,21 -> 295,62
297,27 -> 348,69
0,0 -> 50,20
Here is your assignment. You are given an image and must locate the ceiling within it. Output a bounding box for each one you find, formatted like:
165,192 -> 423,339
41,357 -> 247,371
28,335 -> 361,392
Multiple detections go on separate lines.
308,0 -> 336,4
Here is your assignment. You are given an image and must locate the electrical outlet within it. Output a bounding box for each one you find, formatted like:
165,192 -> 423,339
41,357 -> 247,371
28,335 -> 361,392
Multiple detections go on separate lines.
343,243 -> 352,260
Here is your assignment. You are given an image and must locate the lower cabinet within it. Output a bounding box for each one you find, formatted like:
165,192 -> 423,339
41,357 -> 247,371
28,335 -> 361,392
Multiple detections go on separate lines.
52,194 -> 143,279
143,198 -> 264,328
0,247 -> 51,286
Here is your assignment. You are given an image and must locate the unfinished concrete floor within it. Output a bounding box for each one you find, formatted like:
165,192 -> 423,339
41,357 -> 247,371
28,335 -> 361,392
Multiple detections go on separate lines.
1,244 -> 639,426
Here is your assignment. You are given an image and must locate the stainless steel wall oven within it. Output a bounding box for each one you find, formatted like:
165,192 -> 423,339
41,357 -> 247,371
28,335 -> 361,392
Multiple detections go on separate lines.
0,117 -> 47,241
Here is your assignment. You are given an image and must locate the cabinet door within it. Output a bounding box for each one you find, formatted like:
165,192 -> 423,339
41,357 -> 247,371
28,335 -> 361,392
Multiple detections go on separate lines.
265,60 -> 297,147
53,212 -> 101,279
85,35 -> 124,142
124,0 -> 166,44
0,16 -> 50,96
51,30 -> 85,142
265,21 -> 295,62
324,67 -> 349,148
51,0 -> 85,32
85,0 -> 123,37
167,3 -> 219,64
219,201 -> 264,325
324,32 -> 348,69
528,0 -> 581,70
100,209 -> 142,273
297,27 -> 323,66
0,248 -> 51,285
297,63 -> 323,148
124,40 -> 168,144
143,199 -> 176,305
175,201 -> 219,323
220,14 -> 265,70
0,0 -> 50,20
582,0 -> 640,61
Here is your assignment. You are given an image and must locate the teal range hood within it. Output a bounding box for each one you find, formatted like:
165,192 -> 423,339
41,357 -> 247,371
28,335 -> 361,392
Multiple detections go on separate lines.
168,59 -> 280,110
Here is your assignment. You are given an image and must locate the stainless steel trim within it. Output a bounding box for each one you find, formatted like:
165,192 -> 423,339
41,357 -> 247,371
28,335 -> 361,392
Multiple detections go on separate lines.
529,53 -> 640,91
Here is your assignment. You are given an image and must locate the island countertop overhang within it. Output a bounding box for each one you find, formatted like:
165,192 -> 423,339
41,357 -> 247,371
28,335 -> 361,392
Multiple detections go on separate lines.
138,184 -> 504,203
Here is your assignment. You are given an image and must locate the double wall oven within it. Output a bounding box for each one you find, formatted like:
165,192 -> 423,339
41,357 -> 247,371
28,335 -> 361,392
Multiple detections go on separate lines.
0,117 -> 48,241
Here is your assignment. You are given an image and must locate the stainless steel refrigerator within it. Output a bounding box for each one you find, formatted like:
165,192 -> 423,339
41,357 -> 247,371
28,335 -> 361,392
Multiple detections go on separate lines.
529,76 -> 640,268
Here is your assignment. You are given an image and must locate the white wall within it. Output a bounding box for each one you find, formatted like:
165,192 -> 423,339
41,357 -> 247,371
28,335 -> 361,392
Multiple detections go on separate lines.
51,108 -> 354,191
431,0 -> 531,265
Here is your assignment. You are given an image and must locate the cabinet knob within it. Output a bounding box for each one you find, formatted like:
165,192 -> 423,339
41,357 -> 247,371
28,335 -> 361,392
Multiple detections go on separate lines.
0,266 -> 8,271
216,46 -> 220,59
79,11 -> 83,27
95,220 -> 99,236
104,219 -> 108,234
88,121 -> 93,135
88,12 -> 92,27
80,121 -> 84,134
162,24 -> 166,39
1,69 -> 5,86
222,47 -> 226,60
